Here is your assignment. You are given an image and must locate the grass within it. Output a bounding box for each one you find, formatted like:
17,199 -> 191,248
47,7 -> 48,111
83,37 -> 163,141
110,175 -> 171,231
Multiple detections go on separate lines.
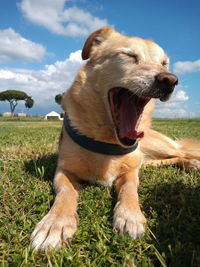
0,117 -> 200,266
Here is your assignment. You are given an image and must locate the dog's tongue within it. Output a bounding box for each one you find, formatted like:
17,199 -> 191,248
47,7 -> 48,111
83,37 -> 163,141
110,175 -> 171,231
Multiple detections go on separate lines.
119,94 -> 144,140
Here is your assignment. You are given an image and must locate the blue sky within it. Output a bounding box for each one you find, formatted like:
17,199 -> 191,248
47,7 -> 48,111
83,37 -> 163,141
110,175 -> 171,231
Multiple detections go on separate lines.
0,0 -> 200,117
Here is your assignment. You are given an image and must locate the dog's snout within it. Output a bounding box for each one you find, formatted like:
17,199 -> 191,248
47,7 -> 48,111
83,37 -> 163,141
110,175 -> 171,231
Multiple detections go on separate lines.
156,72 -> 178,93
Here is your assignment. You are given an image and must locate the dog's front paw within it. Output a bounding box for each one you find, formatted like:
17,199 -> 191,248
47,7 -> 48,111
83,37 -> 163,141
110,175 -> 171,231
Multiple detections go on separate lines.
31,212 -> 78,251
113,202 -> 147,239
184,159 -> 200,171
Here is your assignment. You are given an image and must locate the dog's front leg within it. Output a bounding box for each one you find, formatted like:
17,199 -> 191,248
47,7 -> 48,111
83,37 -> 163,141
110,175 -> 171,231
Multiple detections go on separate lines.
113,170 -> 146,239
31,169 -> 79,251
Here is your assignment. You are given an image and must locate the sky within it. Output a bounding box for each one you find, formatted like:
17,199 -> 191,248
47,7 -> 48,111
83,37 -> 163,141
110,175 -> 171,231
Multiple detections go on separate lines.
0,0 -> 200,117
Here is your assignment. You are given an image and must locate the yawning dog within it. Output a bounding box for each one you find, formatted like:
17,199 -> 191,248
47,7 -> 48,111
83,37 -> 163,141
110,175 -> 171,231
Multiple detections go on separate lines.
31,27 -> 200,251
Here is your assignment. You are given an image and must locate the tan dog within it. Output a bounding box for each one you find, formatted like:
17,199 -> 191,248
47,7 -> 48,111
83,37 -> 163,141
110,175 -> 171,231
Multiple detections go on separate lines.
31,27 -> 200,251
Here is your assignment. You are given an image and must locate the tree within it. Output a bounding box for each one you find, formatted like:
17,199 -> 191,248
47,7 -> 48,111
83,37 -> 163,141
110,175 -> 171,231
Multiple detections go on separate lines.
25,96 -> 34,110
55,93 -> 63,105
0,90 -> 32,114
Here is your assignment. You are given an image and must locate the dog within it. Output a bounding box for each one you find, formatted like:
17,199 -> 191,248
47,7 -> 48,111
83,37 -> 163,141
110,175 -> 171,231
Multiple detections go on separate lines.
31,27 -> 200,251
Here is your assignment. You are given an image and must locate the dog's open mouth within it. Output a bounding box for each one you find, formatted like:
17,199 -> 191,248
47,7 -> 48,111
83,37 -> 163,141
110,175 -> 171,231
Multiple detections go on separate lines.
108,88 -> 150,146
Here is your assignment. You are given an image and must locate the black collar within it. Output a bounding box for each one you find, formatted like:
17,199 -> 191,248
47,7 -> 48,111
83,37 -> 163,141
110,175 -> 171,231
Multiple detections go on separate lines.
63,113 -> 138,155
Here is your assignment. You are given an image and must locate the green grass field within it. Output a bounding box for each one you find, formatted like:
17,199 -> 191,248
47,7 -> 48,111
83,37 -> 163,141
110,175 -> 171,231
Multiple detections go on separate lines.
0,118 -> 200,266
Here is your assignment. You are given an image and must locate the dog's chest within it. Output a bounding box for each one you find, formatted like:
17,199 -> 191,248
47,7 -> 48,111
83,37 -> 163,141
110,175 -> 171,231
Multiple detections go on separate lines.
59,132 -> 142,185
82,151 -> 142,186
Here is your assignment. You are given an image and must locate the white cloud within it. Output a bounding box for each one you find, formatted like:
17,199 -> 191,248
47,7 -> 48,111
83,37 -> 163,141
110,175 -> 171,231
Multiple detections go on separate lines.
0,50 -> 83,114
18,0 -> 108,37
173,59 -> 200,74
0,28 -> 46,62
174,89 -> 189,102
154,86 -> 191,118
155,107 -> 188,117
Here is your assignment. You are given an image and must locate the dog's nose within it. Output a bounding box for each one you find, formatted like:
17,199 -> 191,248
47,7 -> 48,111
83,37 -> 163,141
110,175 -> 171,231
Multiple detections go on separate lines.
156,72 -> 178,93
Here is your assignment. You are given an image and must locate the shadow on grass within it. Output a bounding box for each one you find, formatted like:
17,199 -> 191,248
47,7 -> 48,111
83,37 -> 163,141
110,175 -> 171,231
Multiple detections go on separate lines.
143,182 -> 200,266
24,153 -> 58,182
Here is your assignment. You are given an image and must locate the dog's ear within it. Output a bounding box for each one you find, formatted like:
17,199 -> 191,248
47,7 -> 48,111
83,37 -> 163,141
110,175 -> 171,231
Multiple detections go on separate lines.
82,27 -> 115,60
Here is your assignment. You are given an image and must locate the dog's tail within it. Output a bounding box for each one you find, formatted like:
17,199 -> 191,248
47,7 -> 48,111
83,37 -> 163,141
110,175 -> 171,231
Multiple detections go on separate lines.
176,139 -> 200,160
141,130 -> 200,170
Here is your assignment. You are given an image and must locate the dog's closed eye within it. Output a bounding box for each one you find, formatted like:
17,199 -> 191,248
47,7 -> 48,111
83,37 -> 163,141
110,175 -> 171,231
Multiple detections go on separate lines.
120,52 -> 138,64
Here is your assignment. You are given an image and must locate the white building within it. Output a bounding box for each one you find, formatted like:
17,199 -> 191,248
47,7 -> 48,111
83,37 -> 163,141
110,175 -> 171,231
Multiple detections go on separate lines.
45,111 -> 62,120
3,112 -> 12,117
18,113 -> 26,117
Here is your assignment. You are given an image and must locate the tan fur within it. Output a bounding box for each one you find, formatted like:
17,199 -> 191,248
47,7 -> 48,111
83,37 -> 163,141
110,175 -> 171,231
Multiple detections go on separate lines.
141,127 -> 200,170
31,27 -> 200,251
